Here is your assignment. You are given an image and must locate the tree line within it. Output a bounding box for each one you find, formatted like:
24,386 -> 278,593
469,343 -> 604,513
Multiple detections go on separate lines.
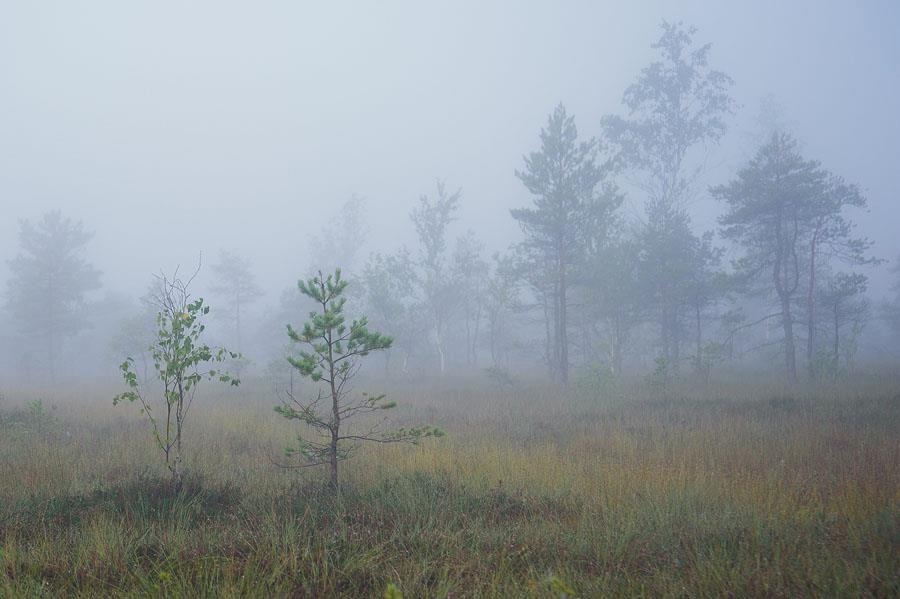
3,22 -> 895,387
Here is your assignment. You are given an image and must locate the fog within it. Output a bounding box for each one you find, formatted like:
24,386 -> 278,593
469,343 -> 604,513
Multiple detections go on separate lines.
1,1 -> 899,382
2,5 -> 900,593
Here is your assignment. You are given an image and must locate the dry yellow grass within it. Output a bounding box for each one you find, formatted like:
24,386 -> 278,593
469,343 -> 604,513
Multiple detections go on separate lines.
0,375 -> 897,596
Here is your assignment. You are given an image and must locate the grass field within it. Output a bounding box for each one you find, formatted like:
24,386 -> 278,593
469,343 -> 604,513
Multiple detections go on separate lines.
0,375 -> 897,597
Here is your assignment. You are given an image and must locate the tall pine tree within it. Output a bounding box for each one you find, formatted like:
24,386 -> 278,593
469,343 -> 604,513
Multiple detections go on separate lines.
513,104 -> 621,384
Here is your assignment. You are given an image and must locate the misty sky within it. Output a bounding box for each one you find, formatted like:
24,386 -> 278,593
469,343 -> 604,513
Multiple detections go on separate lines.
1,1 -> 898,301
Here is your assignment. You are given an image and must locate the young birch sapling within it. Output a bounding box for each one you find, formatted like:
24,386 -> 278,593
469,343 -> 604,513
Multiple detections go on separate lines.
276,269 -> 442,488
114,268 -> 240,486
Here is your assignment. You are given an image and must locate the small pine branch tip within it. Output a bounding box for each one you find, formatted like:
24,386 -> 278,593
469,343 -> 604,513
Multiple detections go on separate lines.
276,268 -> 440,488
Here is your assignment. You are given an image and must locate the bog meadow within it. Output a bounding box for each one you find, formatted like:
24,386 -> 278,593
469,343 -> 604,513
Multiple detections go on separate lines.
1,3 -> 898,598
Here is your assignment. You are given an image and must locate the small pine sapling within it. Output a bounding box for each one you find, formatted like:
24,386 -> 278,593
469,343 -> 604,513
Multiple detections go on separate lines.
276,269 -> 442,488
114,267 -> 240,486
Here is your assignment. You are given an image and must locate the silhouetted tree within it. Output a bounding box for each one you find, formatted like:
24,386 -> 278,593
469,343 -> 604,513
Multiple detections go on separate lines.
307,195 -> 370,277
210,249 -> 264,354
583,237 -> 642,376
634,200 -> 702,371
513,104 -> 620,384
484,253 -> 520,370
362,249 -> 422,374
800,177 -> 875,378
110,283 -> 161,383
5,211 -> 101,380
816,272 -> 870,376
603,21 -> 734,371
603,21 -> 735,207
883,258 -> 900,340
410,181 -> 461,375
685,232 -> 727,376
451,231 -> 489,367
714,133 -> 851,381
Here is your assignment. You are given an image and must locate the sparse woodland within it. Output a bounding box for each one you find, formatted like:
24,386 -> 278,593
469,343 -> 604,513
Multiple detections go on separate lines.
0,17 -> 898,599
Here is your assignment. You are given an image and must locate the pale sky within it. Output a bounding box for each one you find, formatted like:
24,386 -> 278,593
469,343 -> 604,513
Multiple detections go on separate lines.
1,1 -> 898,299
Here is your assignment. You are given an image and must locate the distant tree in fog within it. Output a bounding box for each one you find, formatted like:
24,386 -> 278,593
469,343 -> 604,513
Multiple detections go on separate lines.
451,231 -> 489,367
883,259 -> 900,338
484,252 -> 520,369
684,232 -> 728,376
5,210 -> 101,380
713,133 -> 874,382
410,181 -> 461,375
602,21 -> 735,206
742,95 -> 793,157
307,195 -> 369,276
603,21 -> 735,374
210,249 -> 264,353
362,248 -> 421,373
816,272 -> 870,376
582,237 -> 642,376
513,103 -> 621,384
633,199 -> 713,372
798,172 -> 876,379
110,311 -> 155,382
110,281 -> 172,383
714,134 -> 812,381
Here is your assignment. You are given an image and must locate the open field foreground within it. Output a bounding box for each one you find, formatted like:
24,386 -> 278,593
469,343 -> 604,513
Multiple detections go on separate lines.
0,377 -> 897,598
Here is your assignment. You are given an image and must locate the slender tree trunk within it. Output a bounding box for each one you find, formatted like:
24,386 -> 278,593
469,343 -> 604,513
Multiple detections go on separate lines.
660,305 -> 671,366
806,225 -> 820,379
695,301 -> 702,375
542,294 -> 552,379
558,256 -> 569,385
328,326 -> 341,490
582,321 -> 590,365
436,326 -> 446,376
774,210 -> 799,383
172,380 -> 185,488
472,307 -> 481,366
611,313 -> 623,376
329,429 -> 339,489
172,429 -> 183,487
780,294 -> 798,382
833,305 -> 840,368
47,331 -> 56,383
672,305 -> 681,374
552,286 -> 561,380
465,314 -> 473,366
47,276 -> 57,382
